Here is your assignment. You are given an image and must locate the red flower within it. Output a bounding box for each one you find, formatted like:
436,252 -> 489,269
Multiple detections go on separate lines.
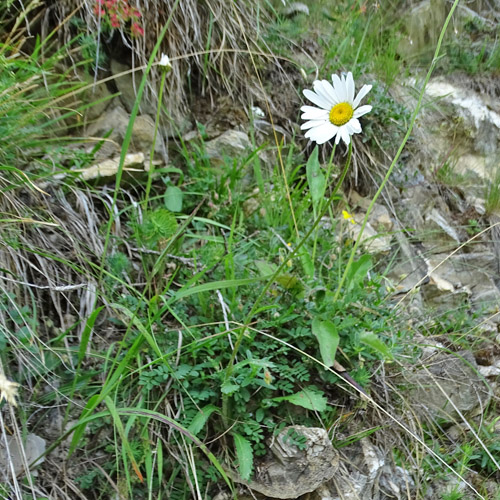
131,22 -> 144,37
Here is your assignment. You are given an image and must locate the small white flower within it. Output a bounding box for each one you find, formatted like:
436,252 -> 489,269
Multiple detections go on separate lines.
159,53 -> 172,71
0,373 -> 20,407
301,72 -> 372,146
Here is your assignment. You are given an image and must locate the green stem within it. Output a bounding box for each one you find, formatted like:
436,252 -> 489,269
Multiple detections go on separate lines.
333,0 -> 461,302
99,0 -> 181,284
312,146 -> 337,264
222,142 -> 352,425
143,69 -> 168,211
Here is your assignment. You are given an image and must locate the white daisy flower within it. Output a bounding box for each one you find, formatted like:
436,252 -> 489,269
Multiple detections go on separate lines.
301,72 -> 372,146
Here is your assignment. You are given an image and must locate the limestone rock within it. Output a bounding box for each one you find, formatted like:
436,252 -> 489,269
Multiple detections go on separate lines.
110,59 -> 156,116
422,252 -> 500,318
347,215 -> 392,254
78,70 -> 114,122
403,350 -> 491,421
350,192 -> 394,232
85,105 -> 160,157
132,114 -> 157,152
397,0 -> 447,58
0,433 -> 46,479
204,130 -> 252,164
74,153 -> 145,181
110,59 -> 191,138
310,438 -> 402,500
231,426 -> 339,499
424,79 -> 500,155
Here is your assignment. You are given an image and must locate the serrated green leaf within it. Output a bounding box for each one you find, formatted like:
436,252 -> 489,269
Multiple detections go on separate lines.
221,382 -> 240,395
312,318 -> 339,368
188,405 -> 219,436
306,146 -> 325,207
233,433 -> 253,481
274,387 -> 327,412
164,185 -> 183,212
359,331 -> 393,359
255,260 -> 277,277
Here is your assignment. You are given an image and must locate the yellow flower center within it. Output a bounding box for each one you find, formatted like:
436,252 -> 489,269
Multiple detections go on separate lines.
329,102 -> 354,126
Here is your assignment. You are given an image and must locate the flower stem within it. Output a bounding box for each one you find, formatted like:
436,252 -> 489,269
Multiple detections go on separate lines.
221,142 -> 352,426
143,69 -> 168,211
333,0 -> 461,302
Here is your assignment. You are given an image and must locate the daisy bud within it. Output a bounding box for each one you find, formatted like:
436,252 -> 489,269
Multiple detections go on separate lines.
159,53 -> 172,73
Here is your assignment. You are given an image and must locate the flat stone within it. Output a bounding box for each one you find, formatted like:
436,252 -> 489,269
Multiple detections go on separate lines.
347,215 -> 392,254
0,433 -> 46,479
230,426 -> 339,499
423,253 -> 500,318
310,438 -> 392,500
203,129 -> 252,163
403,350 -> 491,421
424,79 -> 500,155
86,105 -> 161,156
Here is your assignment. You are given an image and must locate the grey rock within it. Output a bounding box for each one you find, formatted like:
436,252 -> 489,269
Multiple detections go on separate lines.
0,433 -> 46,479
424,476 -> 468,500
79,71 -> 114,123
110,59 -> 156,116
231,425 -> 339,499
423,252 -> 500,318
424,79 -> 500,155
350,192 -> 394,232
204,129 -> 252,164
132,114 -> 157,152
403,350 -> 491,421
310,438 -> 392,500
397,0 -> 447,58
424,208 -> 461,245
386,231 -> 427,303
85,105 -> 161,157
110,59 -> 191,139
347,216 -> 392,254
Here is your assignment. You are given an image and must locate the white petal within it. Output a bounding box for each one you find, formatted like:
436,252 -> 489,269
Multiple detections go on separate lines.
346,72 -> 355,103
353,84 -> 372,108
335,131 -> 342,145
305,123 -> 338,144
303,89 -> 331,110
332,74 -> 346,102
319,79 -> 339,104
313,80 -> 335,107
301,119 -> 328,130
340,126 -> 351,146
301,106 -> 329,120
353,105 -> 372,118
347,118 -> 362,134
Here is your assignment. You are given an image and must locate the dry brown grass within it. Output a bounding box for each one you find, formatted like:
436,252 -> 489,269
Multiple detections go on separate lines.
48,0 -> 271,122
